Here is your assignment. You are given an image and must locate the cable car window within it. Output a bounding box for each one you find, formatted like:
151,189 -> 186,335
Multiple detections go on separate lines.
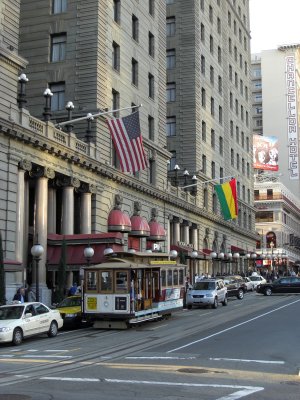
167,270 -> 173,286
115,271 -> 129,293
161,270 -> 166,287
86,271 -> 97,291
173,269 -> 178,285
179,269 -> 184,285
100,271 -> 113,292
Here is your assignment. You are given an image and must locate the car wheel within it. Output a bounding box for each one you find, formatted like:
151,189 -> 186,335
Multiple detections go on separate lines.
12,328 -> 23,346
222,295 -> 228,306
237,289 -> 244,299
212,297 -> 218,309
48,321 -> 58,337
264,287 -> 272,296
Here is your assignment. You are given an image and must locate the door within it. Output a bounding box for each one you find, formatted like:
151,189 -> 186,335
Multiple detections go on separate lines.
272,278 -> 291,293
33,303 -> 52,333
290,277 -> 300,293
22,304 -> 40,337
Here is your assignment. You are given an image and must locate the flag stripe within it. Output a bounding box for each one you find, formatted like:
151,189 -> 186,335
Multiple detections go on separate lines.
106,111 -> 148,173
215,179 -> 238,220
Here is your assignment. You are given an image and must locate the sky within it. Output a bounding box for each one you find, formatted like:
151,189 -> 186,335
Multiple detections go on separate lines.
249,0 -> 300,53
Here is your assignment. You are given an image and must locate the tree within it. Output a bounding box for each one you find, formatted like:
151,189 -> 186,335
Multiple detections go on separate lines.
0,231 -> 6,305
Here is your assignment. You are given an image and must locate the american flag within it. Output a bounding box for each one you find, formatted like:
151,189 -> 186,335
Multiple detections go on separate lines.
106,111 -> 148,173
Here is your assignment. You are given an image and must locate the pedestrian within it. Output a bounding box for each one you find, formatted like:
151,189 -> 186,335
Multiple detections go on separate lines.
13,287 -> 26,303
68,282 -> 78,296
27,286 -> 36,302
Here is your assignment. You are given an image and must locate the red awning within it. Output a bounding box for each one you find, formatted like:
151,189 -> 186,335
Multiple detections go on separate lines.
107,209 -> 131,233
231,245 -> 246,255
129,216 -> 150,237
148,220 -> 166,241
202,248 -> 213,255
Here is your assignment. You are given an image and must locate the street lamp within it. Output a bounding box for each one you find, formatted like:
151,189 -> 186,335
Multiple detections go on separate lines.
174,164 -> 180,187
232,252 -> 240,273
43,88 -> 53,121
169,249 -> 178,259
190,250 -> 198,281
183,168 -> 189,189
84,245 -> 94,266
270,241 -> 274,272
31,243 -> 44,302
17,73 -> 29,109
65,101 -> 75,133
191,175 -> 198,196
210,251 -> 217,277
86,113 -> 94,142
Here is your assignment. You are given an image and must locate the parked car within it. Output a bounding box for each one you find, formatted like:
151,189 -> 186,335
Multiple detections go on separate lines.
218,275 -> 247,299
248,274 -> 267,289
0,302 -> 63,345
244,277 -> 255,292
56,295 -> 83,328
256,277 -> 300,296
186,278 -> 228,309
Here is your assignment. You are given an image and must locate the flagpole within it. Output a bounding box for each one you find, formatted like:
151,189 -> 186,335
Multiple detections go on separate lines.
180,175 -> 234,189
55,104 -> 142,128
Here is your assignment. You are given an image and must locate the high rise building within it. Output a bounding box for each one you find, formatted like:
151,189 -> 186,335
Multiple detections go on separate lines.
0,0 -> 257,304
251,45 -> 300,272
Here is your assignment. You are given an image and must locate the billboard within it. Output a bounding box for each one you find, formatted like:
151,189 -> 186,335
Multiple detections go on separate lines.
253,135 -> 279,171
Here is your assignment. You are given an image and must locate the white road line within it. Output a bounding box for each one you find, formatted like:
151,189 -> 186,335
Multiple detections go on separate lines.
22,355 -> 72,359
39,377 -> 263,399
125,356 -> 196,360
210,357 -> 285,364
168,298 -> 300,353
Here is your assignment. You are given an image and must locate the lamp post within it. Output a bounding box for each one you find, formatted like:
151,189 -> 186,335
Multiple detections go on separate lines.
232,252 -> 240,274
86,113 -> 94,142
174,164 -> 180,187
210,251 -> 217,277
190,250 -> 198,282
43,88 -> 53,121
191,175 -> 198,196
84,245 -> 94,267
31,243 -> 44,302
17,73 -> 29,109
270,241 -> 274,273
183,169 -> 189,190
65,101 -> 75,133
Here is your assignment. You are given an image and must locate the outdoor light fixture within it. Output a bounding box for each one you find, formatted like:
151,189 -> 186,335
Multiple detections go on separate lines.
43,88 -> 53,121
169,249 -> 178,259
84,245 -> 94,266
17,73 -> 29,109
103,247 -> 114,256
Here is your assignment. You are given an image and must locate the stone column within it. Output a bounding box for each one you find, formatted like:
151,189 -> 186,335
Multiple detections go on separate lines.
31,167 -> 55,305
183,220 -> 191,244
191,224 -> 199,276
15,160 -> 32,286
47,185 -> 56,234
173,217 -> 182,245
80,184 -> 96,234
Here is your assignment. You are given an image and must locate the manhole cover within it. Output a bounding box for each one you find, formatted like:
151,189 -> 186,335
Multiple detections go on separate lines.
178,368 -> 222,374
0,396 -> 31,400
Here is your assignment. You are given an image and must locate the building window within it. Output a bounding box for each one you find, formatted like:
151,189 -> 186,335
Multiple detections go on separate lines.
200,0 -> 204,11
112,41 -> 120,71
112,89 -> 120,117
219,136 -> 223,155
166,116 -> 176,137
52,0 -> 67,14
50,82 -> 65,111
167,49 -> 175,69
166,82 -> 176,102
218,76 -> 222,94
202,120 -> 206,141
202,154 -> 207,174
149,32 -> 155,57
201,23 -> 205,42
247,162 -> 250,178
148,115 -> 154,140
210,66 -> 214,85
242,158 -> 245,174
209,5 -> 213,23
132,15 -> 139,41
212,193 -> 217,213
166,17 -> 175,36
149,159 -> 155,185
231,149 -> 234,166
131,58 -> 138,86
228,11 -> 231,26
236,153 -> 240,170
113,0 -> 121,24
217,17 -> 221,34
219,106 -> 223,124
236,126 -> 239,143
230,120 -> 233,137
51,34 -> 66,62
210,97 -> 215,116
148,73 -> 154,99
203,188 -> 208,209
229,38 -> 232,53
229,65 -> 232,81
218,46 -> 222,64
211,129 -> 215,148
209,35 -> 214,54
246,137 -> 249,151
201,55 -> 205,74
149,0 -> 154,16
201,88 -> 206,108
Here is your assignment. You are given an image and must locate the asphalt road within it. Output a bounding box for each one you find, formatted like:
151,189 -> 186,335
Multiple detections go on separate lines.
0,292 -> 300,400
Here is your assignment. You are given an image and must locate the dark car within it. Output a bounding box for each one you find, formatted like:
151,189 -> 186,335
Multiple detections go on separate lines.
256,276 -> 300,296
218,275 -> 247,299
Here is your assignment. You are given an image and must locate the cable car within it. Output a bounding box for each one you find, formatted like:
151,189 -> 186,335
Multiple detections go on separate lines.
82,251 -> 186,329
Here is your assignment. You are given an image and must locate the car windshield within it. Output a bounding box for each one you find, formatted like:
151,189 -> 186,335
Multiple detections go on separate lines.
249,276 -> 261,281
193,282 -> 216,290
58,297 -> 81,308
0,306 -> 24,320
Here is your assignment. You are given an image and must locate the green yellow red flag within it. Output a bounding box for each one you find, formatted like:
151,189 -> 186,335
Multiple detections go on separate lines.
214,178 -> 238,220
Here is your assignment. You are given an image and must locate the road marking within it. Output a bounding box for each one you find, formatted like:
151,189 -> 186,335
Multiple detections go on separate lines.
22,355 -> 72,359
125,356 -> 196,360
168,298 -> 300,352
210,358 -> 285,364
39,376 -> 263,399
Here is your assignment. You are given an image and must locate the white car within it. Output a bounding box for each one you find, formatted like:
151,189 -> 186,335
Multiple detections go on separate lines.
244,277 -> 255,292
0,302 -> 64,345
249,275 -> 267,289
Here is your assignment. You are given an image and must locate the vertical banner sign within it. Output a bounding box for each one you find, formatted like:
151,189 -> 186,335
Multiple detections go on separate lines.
285,56 -> 299,180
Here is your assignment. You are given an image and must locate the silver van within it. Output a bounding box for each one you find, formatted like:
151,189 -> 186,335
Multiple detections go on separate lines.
186,278 -> 228,309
